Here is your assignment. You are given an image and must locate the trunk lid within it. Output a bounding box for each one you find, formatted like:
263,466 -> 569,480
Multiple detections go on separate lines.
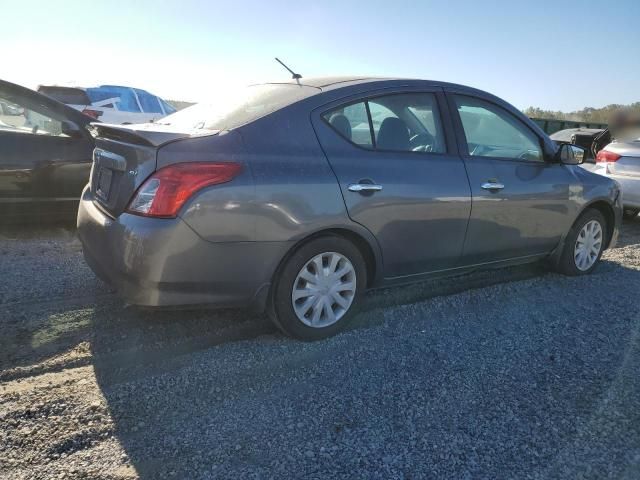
89,123 -> 218,216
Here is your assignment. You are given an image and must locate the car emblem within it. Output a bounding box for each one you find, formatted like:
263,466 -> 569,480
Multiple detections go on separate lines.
129,170 -> 137,176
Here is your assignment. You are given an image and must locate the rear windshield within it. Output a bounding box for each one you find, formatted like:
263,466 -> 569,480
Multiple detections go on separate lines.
38,86 -> 90,105
157,84 -> 318,131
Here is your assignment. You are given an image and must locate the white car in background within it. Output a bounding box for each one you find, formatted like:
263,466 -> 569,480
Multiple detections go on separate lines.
590,140 -> 640,220
37,85 -> 176,124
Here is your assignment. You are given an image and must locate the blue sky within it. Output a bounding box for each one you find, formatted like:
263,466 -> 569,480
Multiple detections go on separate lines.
4,0 -> 639,110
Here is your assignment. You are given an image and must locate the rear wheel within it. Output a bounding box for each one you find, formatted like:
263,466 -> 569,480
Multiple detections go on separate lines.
556,209 -> 607,276
269,236 -> 366,340
623,208 -> 639,220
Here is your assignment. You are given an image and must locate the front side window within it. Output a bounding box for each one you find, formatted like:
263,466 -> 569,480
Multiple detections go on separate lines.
323,93 -> 445,153
0,95 -> 67,137
453,95 -> 543,161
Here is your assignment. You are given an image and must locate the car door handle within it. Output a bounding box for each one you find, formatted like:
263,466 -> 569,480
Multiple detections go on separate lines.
348,183 -> 383,192
481,182 -> 505,191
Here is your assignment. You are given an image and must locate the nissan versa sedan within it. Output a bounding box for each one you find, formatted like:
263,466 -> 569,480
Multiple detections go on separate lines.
77,77 -> 622,340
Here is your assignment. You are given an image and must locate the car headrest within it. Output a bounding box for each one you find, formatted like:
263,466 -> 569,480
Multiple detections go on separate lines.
377,117 -> 409,151
330,114 -> 352,140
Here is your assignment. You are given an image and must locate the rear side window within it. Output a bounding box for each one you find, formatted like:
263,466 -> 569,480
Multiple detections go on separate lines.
325,102 -> 372,147
323,93 -> 446,153
453,95 -> 543,161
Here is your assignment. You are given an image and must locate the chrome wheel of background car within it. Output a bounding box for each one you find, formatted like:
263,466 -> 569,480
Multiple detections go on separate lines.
574,219 -> 603,271
292,252 -> 356,328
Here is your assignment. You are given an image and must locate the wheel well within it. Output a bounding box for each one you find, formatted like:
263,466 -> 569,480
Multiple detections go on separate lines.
584,201 -> 615,248
273,228 -> 378,289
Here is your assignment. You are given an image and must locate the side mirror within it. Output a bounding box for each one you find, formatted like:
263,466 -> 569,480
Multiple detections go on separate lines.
61,120 -> 83,139
556,143 -> 585,165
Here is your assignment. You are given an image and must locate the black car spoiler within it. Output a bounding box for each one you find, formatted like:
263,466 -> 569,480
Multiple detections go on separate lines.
89,123 -> 218,148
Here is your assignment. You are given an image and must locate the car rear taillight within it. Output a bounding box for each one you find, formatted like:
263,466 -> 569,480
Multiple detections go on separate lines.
596,150 -> 621,163
127,162 -> 242,218
82,108 -> 103,119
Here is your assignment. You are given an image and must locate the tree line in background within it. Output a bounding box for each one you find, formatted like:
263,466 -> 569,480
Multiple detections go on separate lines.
523,102 -> 640,124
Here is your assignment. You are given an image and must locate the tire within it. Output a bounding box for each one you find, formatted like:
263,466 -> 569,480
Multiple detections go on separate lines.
556,209 -> 607,276
623,208 -> 639,220
269,235 -> 367,341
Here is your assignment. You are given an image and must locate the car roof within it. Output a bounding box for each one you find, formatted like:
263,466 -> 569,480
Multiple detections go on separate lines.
288,76 -> 395,89
263,76 -> 495,97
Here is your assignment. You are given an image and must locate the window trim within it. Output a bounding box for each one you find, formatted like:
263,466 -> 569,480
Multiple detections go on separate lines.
448,92 -> 547,164
321,91 -> 450,156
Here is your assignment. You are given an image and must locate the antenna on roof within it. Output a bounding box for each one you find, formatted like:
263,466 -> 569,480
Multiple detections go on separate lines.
275,57 -> 302,80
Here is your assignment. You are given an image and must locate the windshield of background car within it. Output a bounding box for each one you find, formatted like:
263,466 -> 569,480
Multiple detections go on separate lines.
88,86 -> 141,112
157,84 -> 318,131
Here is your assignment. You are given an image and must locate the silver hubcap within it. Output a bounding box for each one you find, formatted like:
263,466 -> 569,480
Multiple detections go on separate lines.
574,220 -> 603,271
292,252 -> 356,328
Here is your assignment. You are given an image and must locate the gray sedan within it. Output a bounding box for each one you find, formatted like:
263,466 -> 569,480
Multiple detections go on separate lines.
77,77 -> 622,340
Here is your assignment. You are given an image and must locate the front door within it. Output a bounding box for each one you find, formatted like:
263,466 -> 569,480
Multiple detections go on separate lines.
312,89 -> 471,279
447,92 -> 573,264
0,85 -> 93,221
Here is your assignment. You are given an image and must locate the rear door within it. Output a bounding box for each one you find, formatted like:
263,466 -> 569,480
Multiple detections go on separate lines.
446,91 -> 573,264
312,88 -> 472,279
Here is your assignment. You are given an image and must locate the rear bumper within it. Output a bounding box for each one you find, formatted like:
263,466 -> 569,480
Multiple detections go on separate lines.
584,165 -> 640,208
613,174 -> 640,209
77,187 -> 292,309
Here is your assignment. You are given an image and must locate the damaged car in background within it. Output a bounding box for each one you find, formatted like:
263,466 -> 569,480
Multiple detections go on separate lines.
552,113 -> 640,220
38,84 -> 176,124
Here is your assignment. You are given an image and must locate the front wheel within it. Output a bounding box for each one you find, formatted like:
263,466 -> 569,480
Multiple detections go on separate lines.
556,209 -> 607,276
269,236 -> 367,341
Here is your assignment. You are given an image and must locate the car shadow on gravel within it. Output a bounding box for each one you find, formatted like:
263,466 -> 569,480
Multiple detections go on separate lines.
83,263 -> 548,386
87,255 -> 640,479
0,248 -> 545,382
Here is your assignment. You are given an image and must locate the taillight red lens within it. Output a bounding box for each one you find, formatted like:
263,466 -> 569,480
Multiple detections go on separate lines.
82,108 -> 103,119
127,162 -> 242,218
596,150 -> 621,162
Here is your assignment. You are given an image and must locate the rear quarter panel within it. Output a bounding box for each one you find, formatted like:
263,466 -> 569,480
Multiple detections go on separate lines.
234,105 -> 361,243
159,131 -> 256,242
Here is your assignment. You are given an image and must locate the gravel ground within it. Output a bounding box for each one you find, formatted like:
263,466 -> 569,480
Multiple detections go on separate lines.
1,219 -> 639,479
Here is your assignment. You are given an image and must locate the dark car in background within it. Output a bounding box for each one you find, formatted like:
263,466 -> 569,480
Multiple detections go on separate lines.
77,77 -> 622,340
0,79 -> 95,224
550,127 -> 610,163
